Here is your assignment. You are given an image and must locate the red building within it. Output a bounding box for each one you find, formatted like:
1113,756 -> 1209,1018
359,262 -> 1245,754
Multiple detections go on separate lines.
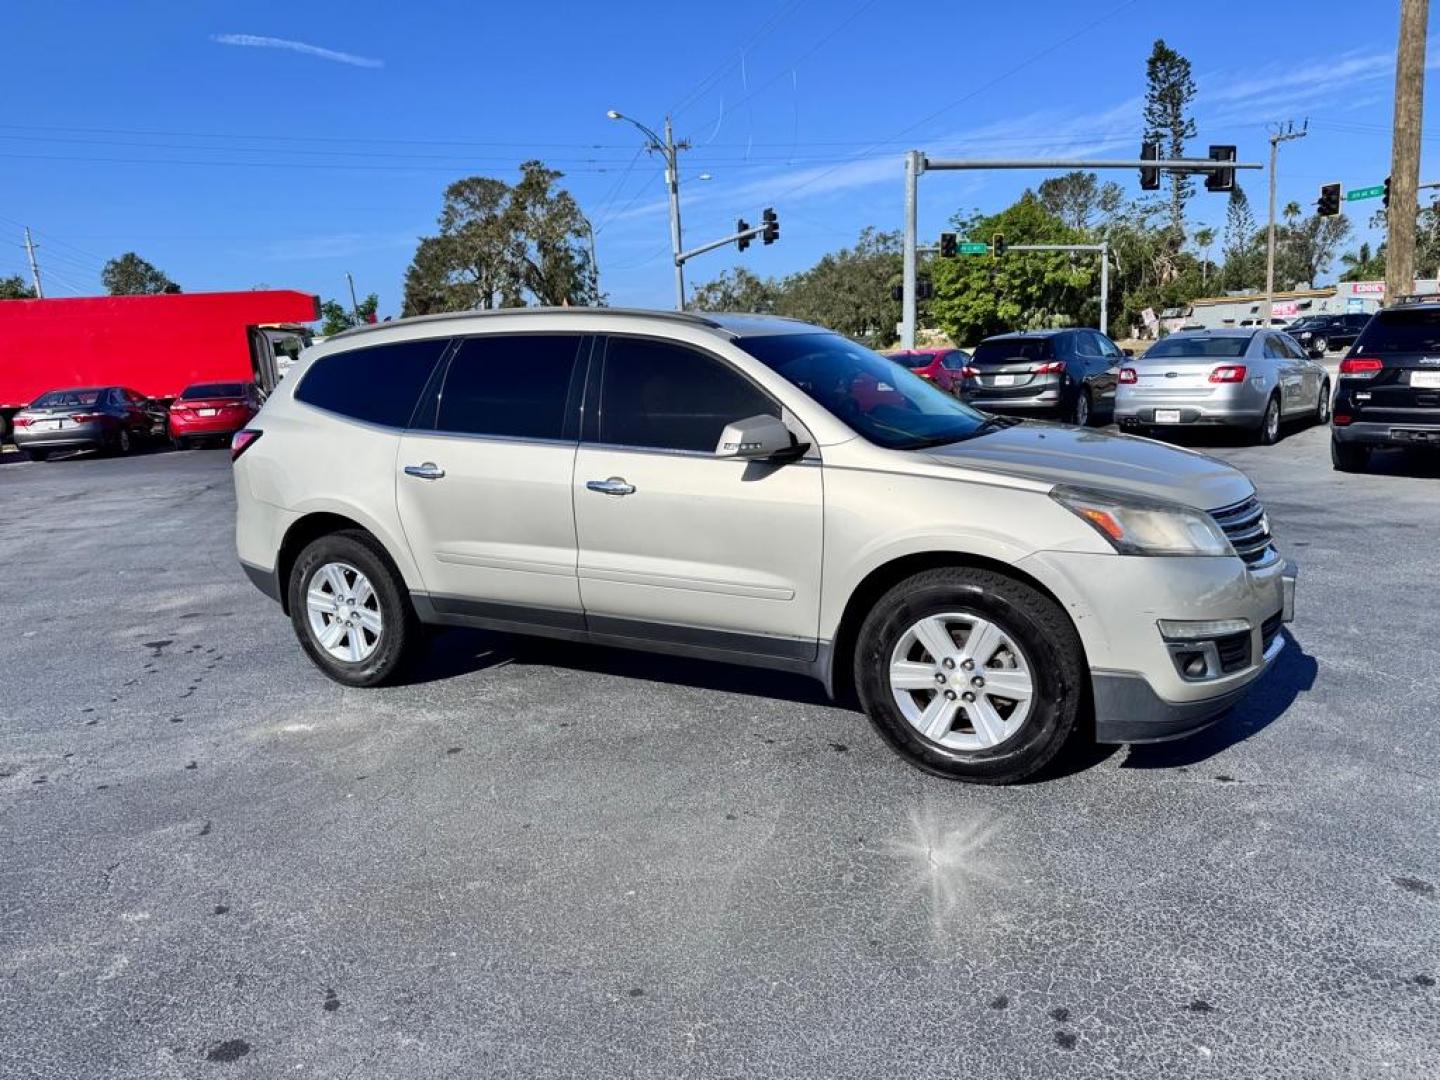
0,289 -> 319,435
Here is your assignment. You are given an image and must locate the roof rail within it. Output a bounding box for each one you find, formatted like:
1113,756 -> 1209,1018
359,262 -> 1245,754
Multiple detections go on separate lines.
328,306 -> 726,341
1390,293 -> 1440,306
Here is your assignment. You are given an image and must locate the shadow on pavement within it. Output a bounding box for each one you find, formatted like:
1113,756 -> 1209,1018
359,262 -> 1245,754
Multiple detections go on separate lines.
402,625 -> 835,708
1119,631 -> 1319,771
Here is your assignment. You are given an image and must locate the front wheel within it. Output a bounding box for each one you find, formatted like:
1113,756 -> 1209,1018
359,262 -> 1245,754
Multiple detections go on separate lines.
287,530 -> 420,687
854,568 -> 1086,784
1312,336 -> 1328,355
1331,435 -> 1370,473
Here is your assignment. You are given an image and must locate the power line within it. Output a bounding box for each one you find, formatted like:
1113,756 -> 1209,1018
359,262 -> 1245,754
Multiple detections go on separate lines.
670,0 -> 810,118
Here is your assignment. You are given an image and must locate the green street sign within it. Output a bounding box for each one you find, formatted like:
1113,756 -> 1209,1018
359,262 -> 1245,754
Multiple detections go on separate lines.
958,242 -> 989,255
1347,185 -> 1386,202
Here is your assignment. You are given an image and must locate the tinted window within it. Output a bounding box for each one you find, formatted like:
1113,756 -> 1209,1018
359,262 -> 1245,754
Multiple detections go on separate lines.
1353,308 -> 1440,353
32,389 -> 103,408
182,382 -> 248,399
970,338 -> 1052,366
941,350 -> 968,370
296,338 -> 448,427
739,332 -> 990,451
892,352 -> 933,369
1094,333 -> 1124,358
1143,335 -> 1250,359
435,334 -> 581,440
598,337 -> 777,452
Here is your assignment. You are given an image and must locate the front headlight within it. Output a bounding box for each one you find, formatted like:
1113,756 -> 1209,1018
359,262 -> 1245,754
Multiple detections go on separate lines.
1051,485 -> 1235,557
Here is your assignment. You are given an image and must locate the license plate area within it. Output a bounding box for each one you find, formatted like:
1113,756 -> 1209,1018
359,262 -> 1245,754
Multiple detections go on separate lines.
36,419 -> 62,430
991,374 -> 1017,387
1154,409 -> 1182,424
197,408 -> 218,416
1411,371 -> 1440,389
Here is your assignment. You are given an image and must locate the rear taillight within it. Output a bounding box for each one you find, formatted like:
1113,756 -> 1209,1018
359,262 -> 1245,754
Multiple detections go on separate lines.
1209,365 -> 1247,383
231,429 -> 262,461
169,401 -> 186,412
1031,361 -> 1066,375
1332,414 -> 1353,426
1118,367 -> 1138,384
961,366 -> 979,379
1339,356 -> 1383,378
12,416 -> 32,427
69,412 -> 103,423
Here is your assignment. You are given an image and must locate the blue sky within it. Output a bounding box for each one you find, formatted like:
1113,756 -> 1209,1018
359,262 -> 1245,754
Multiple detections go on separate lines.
4,1 -> 1436,313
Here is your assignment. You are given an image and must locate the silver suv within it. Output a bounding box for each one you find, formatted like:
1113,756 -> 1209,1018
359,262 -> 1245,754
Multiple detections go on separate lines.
233,309 -> 1297,784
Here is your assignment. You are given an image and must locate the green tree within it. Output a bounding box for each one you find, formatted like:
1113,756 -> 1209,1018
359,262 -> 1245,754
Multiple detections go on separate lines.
319,294 -> 379,336
1036,172 -> 1123,233
1339,242 -> 1384,282
402,161 -> 597,316
687,266 -> 780,313
929,193 -> 1095,343
0,274 -> 36,299
1142,39 -> 1197,252
1275,213 -> 1352,289
1220,185 -> 1262,292
101,252 -> 178,295
1192,226 -> 1216,287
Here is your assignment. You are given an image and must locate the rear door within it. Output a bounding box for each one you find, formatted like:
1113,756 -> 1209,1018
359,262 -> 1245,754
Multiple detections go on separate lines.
1087,331 -> 1124,406
1264,335 -> 1307,415
1346,307 -> 1440,425
395,333 -> 587,622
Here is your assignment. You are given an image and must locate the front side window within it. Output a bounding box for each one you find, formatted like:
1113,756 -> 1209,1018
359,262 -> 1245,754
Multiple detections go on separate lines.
597,337 -> 777,452
436,334 -> 582,440
295,338 -> 449,428
738,332 -> 990,451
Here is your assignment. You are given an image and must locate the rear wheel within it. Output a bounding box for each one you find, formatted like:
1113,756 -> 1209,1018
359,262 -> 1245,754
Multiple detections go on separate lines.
854,568 -> 1085,784
1255,395 -> 1282,446
1331,434 -> 1370,473
1314,380 -> 1331,425
115,428 -> 133,455
287,530 -> 419,687
1072,387 -> 1093,427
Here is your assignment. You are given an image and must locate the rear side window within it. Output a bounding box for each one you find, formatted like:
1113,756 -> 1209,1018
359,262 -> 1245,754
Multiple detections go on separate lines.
295,338 -> 449,427
597,337 -> 777,452
1353,309 -> 1440,353
436,334 -> 582,440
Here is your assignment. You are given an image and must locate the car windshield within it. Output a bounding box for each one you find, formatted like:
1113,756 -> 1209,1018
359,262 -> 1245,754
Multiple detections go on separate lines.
1287,317 -> 1326,330
1353,308 -> 1440,352
1142,335 -> 1250,359
970,339 -> 1050,366
738,333 -> 991,450
32,389 -> 102,407
182,382 -> 247,399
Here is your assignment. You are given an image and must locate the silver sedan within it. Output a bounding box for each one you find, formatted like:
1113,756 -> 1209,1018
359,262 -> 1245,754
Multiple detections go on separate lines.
1115,328 -> 1331,445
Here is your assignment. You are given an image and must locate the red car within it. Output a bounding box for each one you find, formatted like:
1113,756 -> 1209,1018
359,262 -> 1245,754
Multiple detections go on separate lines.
885,347 -> 970,394
168,381 -> 263,448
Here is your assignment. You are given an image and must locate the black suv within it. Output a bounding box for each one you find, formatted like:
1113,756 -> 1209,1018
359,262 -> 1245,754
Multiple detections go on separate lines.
960,328 -> 1125,426
1331,300 -> 1440,471
1286,312 -> 1371,357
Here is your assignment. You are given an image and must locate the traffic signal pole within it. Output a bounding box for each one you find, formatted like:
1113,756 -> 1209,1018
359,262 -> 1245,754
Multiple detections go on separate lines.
898,154 -> 1262,349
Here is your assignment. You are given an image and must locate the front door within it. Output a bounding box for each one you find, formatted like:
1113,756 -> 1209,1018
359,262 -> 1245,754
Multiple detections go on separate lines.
396,333 -> 587,623
573,335 -> 824,661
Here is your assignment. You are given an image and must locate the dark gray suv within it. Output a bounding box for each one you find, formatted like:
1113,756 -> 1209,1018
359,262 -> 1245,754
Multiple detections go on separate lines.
959,328 -> 1125,426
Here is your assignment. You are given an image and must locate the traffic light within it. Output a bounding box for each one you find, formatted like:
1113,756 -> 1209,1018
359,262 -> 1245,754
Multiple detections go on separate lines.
737,218 -> 751,252
992,233 -> 1006,259
939,232 -> 957,258
917,278 -> 934,301
1316,183 -> 1342,218
1204,145 -> 1237,192
761,207 -> 779,245
1139,140 -> 1161,191
1383,176 -> 1391,208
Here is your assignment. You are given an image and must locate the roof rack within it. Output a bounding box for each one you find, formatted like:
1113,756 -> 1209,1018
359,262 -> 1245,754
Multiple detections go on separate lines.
328,306 -> 727,341
1391,293 -> 1440,306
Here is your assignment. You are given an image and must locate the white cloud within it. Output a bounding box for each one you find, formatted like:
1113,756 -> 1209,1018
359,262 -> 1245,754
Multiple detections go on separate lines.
212,34 -> 383,69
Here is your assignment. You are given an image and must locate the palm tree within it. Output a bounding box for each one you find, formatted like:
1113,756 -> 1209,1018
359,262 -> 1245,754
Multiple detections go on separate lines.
1282,200 -> 1302,225
1339,242 -> 1384,282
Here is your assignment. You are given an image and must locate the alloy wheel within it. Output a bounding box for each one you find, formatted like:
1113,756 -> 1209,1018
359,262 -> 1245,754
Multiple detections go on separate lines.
1074,392 -> 1090,427
888,611 -> 1035,752
1264,399 -> 1280,443
306,561 -> 383,662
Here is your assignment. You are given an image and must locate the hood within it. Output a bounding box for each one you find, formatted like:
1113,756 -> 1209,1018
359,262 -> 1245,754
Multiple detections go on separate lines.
924,422 -> 1253,511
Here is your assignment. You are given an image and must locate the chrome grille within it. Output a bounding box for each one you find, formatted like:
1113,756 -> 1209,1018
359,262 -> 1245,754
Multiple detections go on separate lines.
1210,495 -> 1276,567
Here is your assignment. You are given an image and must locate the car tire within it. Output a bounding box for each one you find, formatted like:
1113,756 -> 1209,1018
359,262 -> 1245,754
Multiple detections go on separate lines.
1331,434 -> 1370,473
115,428 -> 133,455
1312,336 -> 1328,355
171,436 -> 187,451
1315,380 -> 1331,425
287,529 -> 420,688
1255,395 -> 1282,446
1072,387 -> 1093,427
853,567 -> 1086,785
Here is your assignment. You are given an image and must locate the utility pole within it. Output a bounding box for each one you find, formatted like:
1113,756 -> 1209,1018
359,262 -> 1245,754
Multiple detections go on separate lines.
24,227 -> 43,299
346,272 -> 360,322
1264,120 -> 1307,323
901,151 -> 921,347
606,110 -> 691,310
1386,0 -> 1429,302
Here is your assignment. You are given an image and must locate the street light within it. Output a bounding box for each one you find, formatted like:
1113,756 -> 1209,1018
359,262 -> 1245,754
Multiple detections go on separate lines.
608,108 -> 689,309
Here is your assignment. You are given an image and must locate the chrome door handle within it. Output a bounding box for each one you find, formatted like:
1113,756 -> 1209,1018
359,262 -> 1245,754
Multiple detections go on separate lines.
586,477 -> 635,496
403,462 -> 445,480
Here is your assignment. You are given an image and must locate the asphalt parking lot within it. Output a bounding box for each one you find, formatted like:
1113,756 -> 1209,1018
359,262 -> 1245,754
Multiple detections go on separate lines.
2,423 -> 1438,1080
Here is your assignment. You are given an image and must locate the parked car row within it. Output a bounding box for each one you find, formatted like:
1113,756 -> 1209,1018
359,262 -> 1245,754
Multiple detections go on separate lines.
8,381 -> 262,461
